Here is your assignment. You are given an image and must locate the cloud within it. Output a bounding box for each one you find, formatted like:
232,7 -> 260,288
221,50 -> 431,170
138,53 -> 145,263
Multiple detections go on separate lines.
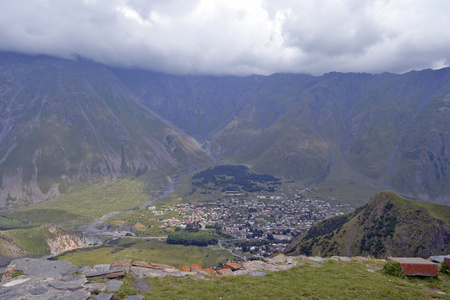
0,0 -> 449,75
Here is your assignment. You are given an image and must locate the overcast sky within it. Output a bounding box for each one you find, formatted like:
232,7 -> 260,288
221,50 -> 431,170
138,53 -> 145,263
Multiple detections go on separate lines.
0,0 -> 449,76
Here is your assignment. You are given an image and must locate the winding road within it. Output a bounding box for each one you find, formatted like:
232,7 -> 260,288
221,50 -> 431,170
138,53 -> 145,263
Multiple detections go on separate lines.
216,239 -> 248,261
78,174 -> 180,236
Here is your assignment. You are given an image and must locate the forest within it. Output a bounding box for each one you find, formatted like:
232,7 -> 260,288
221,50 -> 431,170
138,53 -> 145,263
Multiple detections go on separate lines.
191,165 -> 281,193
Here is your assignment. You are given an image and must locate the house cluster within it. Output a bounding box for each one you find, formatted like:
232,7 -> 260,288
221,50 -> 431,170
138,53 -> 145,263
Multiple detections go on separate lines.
153,188 -> 344,240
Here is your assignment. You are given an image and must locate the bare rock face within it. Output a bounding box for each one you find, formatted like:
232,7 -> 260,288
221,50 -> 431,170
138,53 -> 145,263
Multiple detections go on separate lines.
46,232 -> 92,256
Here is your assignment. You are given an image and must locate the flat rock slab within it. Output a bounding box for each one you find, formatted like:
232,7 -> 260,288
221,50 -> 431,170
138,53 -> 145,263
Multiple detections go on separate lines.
217,268 -> 233,276
309,257 -> 327,262
96,293 -> 115,300
127,295 -> 144,300
84,282 -> 107,293
111,259 -> 132,272
430,255 -> 450,263
131,266 -> 167,278
83,269 -> 125,279
28,286 -> 48,295
164,268 -> 184,277
6,258 -> 77,278
77,265 -> 92,273
242,261 -> 266,271
0,292 -> 25,299
248,271 -> 267,277
331,256 -> 351,262
133,278 -> 151,292
390,257 -> 439,277
48,276 -> 86,291
108,279 -> 123,292
61,275 -> 84,282
1,277 -> 31,287
0,275 -> 91,299
0,287 -> 12,295
232,270 -> 248,276
94,264 -> 111,271
272,254 -> 288,263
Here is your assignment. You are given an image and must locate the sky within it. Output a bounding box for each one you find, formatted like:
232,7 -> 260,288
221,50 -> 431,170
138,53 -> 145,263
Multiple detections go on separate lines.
0,0 -> 449,76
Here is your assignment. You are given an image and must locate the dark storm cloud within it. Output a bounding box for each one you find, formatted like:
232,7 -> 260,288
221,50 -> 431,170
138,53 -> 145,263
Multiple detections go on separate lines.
0,0 -> 449,75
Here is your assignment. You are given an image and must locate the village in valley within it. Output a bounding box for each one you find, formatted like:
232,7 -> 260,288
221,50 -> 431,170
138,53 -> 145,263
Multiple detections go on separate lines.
140,187 -> 346,258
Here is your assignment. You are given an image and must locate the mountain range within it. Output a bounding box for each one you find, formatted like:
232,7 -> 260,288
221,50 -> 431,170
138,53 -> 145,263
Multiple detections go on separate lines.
0,52 -> 449,208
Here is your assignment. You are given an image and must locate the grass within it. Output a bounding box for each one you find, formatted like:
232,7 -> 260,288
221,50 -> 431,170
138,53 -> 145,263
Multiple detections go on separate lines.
22,178 -> 150,222
389,194 -> 450,224
106,209 -> 184,236
9,209 -> 92,227
111,260 -> 450,299
0,214 -> 32,230
0,224 -> 74,257
56,238 -> 234,269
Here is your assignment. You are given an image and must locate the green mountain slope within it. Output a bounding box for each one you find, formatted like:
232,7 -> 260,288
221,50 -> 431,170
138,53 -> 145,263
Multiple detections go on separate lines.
284,191 -> 450,258
0,53 -> 211,208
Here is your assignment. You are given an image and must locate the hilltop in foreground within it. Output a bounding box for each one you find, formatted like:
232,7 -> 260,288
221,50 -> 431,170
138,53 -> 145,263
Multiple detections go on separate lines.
285,191 -> 450,258
1,255 -> 449,299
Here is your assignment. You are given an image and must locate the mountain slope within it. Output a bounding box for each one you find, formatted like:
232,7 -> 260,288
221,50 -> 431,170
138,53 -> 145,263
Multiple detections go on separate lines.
284,191 -> 450,258
116,69 -> 450,204
1,52 -> 450,206
0,53 -> 211,208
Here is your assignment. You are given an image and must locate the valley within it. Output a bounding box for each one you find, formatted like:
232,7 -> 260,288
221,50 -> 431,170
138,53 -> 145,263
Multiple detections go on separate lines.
0,52 -> 449,276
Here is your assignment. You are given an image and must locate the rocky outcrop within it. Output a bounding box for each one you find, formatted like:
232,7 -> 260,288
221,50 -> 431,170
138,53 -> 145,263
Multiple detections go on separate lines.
0,224 -> 96,267
46,232 -> 92,256
0,254 -> 302,298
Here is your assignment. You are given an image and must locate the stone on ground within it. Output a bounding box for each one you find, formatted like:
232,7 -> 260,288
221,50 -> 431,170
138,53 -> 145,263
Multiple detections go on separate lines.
5,258 -> 77,278
96,293 -> 115,300
133,278 -> 151,292
127,295 -> 144,300
107,279 -> 123,292
248,271 -> 267,277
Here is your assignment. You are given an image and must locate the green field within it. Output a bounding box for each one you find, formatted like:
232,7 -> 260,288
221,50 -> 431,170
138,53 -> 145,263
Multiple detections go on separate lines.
0,214 -> 32,230
56,238 -> 234,269
11,178 -> 151,226
105,209 -> 183,236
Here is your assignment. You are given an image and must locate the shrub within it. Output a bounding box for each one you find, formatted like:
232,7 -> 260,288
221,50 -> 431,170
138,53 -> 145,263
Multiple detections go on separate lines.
382,261 -> 405,278
440,262 -> 450,275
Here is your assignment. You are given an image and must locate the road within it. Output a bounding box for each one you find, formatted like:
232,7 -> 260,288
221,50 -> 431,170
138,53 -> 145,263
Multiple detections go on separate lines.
215,239 -> 248,261
79,173 -> 183,237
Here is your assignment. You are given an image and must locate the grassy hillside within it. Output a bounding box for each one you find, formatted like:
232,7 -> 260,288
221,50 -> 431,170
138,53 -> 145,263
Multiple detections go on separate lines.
114,259 -> 449,299
7,178 -> 151,227
0,224 -> 85,259
285,191 -> 450,258
56,238 -> 234,269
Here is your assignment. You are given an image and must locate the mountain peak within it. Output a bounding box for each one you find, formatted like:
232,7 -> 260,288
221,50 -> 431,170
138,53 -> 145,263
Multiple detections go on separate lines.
285,191 -> 450,258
